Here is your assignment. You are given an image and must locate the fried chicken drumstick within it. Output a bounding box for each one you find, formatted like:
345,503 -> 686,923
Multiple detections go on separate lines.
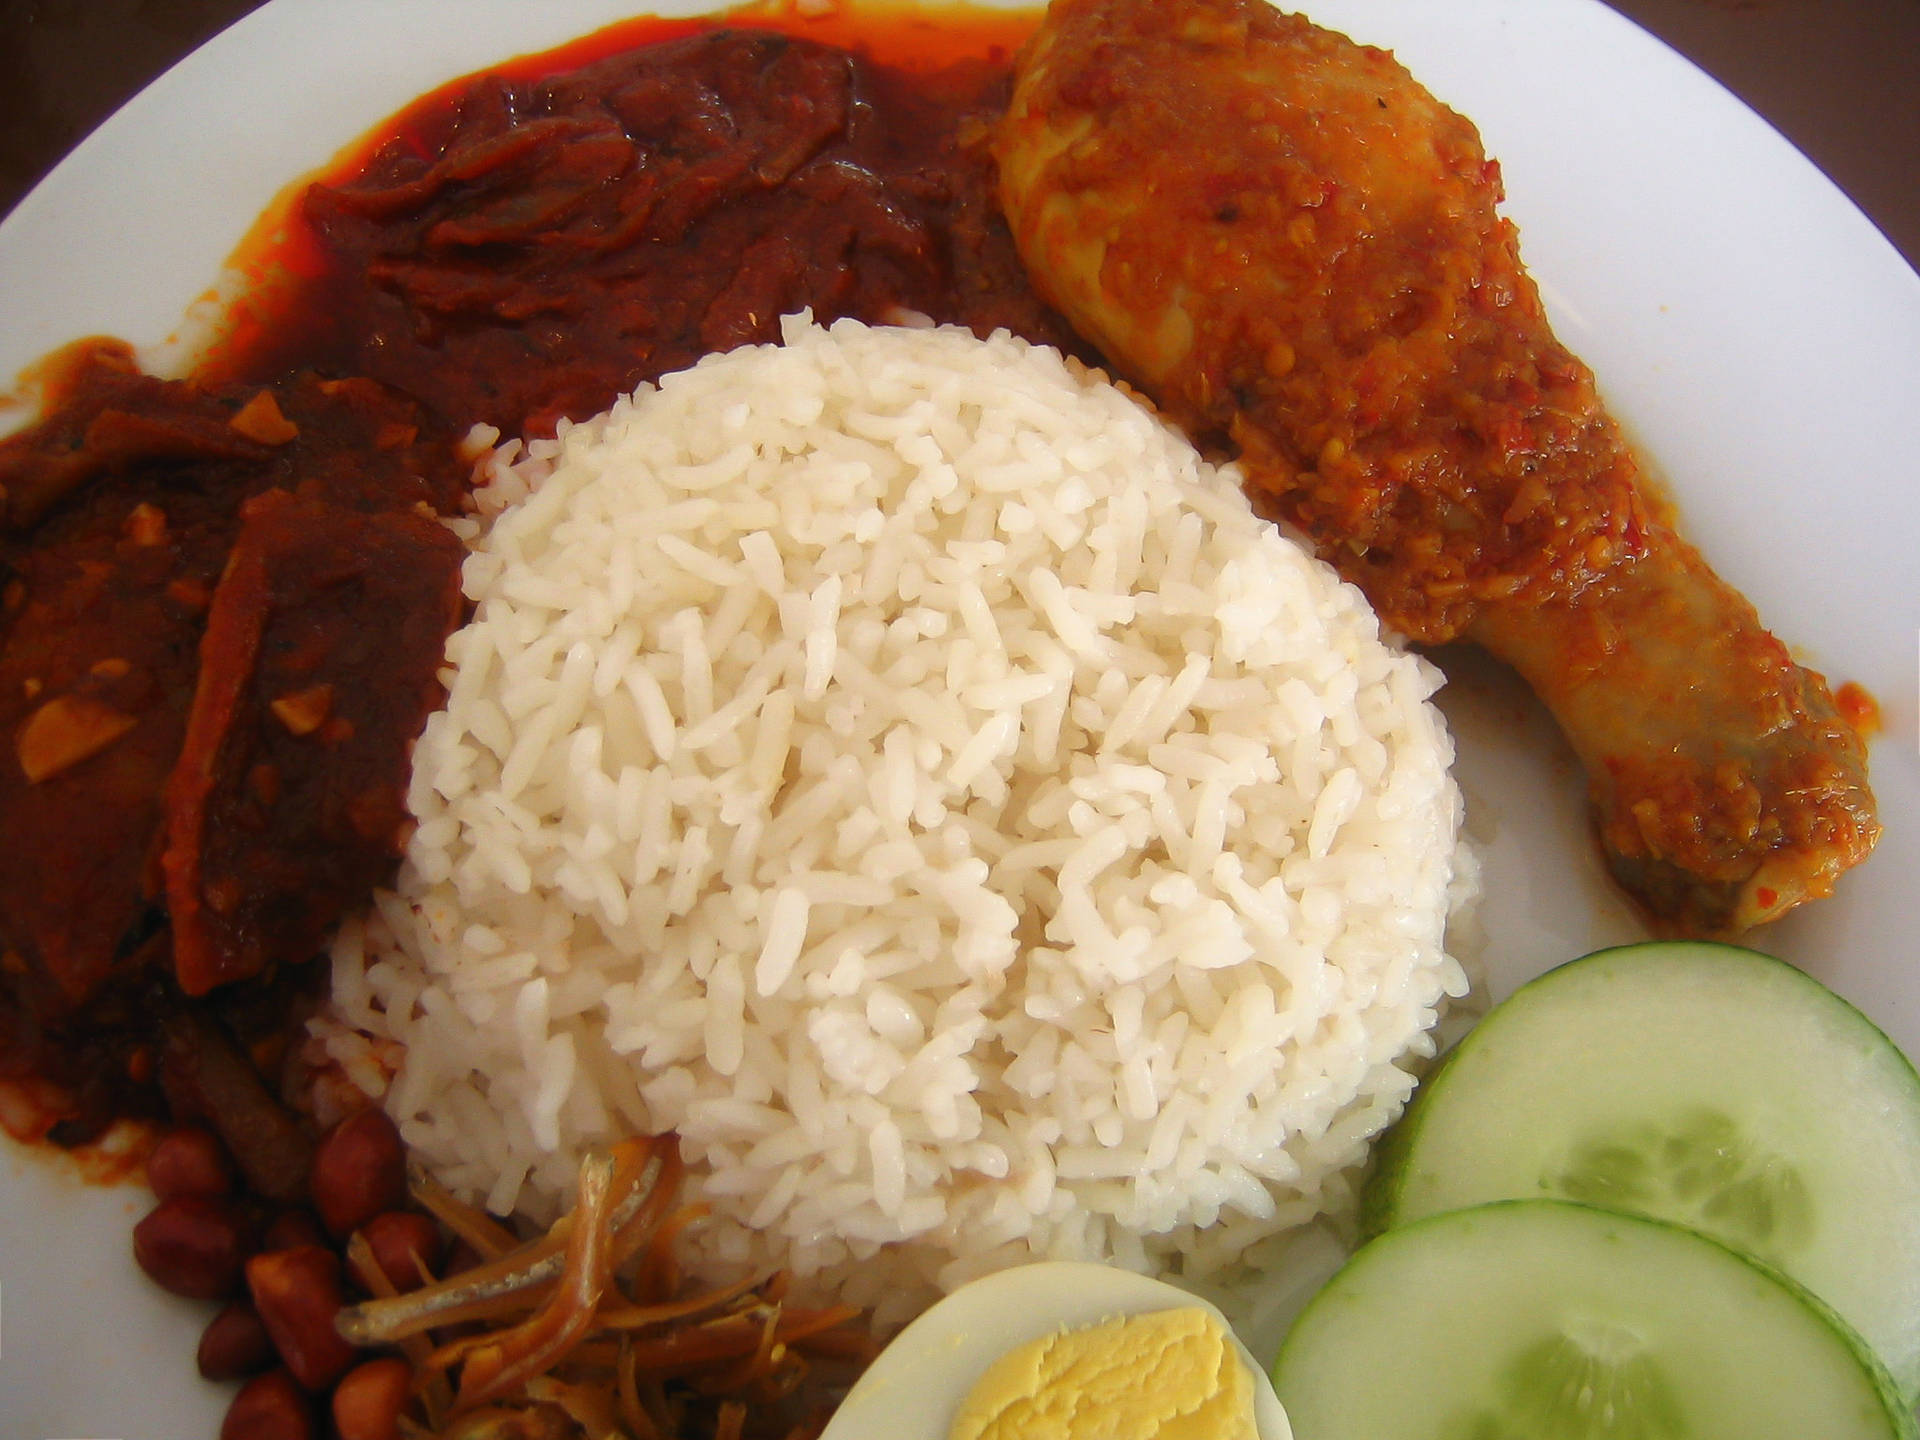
993,0 -> 1877,935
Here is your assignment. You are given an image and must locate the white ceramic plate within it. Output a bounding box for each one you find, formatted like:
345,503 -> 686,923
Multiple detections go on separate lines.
2,1 -> 1916,1435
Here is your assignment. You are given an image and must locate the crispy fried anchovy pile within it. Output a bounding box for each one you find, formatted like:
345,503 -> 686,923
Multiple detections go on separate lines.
338,1135 -> 877,1439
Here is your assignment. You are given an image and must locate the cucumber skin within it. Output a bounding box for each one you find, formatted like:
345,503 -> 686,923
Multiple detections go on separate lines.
1357,939 -> 1920,1400
1356,1029 -> 1447,1240
1358,940 -> 1920,1240
1276,1199 -> 1919,1440
1362,940 -> 1920,1237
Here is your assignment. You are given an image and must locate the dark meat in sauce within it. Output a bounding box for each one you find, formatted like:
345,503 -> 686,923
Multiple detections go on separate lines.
0,349 -> 464,1023
164,489 -> 465,997
0,17 -> 1066,1164
212,25 -> 1080,436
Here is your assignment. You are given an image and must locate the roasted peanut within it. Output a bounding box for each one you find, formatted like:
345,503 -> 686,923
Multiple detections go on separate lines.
132,1195 -> 247,1299
261,1208 -> 328,1255
221,1368 -> 315,1440
310,1108 -> 406,1240
147,1125 -> 234,1202
246,1244 -> 357,1392
198,1299 -> 277,1382
353,1210 -> 443,1293
332,1357 -> 414,1440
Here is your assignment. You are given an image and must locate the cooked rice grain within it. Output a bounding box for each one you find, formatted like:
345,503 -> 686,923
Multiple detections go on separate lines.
321,315 -> 1474,1324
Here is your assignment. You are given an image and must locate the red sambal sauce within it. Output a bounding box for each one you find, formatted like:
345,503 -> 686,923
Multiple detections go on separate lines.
204,2 -> 1076,439
2,8 -> 1071,1157
1835,681 -> 1882,740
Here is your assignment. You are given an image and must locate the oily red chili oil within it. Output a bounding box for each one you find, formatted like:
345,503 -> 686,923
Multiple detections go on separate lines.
1,5 -> 1070,1159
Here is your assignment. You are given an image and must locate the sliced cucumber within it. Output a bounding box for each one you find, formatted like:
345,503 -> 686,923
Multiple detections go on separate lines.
1362,940 -> 1920,1400
1273,1199 -> 1916,1440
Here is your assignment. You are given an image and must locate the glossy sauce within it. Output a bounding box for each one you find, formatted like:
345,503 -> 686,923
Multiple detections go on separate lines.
203,3 -> 1070,436
0,4 -> 1063,1157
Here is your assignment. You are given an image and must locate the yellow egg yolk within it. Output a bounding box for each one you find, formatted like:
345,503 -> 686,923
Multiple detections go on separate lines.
948,1305 -> 1258,1440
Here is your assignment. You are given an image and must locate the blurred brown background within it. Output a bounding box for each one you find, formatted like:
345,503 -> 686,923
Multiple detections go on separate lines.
1,0 -> 1915,270
0,0 -> 266,213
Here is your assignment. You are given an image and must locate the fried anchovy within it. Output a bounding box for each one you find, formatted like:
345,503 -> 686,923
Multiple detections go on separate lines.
336,1146 -> 660,1347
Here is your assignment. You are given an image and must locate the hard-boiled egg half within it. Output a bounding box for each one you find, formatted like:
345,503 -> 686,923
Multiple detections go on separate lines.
821,1261 -> 1292,1440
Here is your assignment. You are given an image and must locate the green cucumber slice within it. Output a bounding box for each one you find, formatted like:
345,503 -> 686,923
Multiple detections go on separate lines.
1273,1200 -> 1916,1440
1362,941 -> 1920,1399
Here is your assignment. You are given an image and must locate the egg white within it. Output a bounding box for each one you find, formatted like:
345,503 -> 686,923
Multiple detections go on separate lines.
820,1261 -> 1293,1440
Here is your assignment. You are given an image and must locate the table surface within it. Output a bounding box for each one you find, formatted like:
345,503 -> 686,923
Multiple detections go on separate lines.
1,0 -> 1916,269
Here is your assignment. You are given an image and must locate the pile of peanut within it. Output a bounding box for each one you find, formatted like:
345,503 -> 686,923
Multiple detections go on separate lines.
134,1108 -> 441,1440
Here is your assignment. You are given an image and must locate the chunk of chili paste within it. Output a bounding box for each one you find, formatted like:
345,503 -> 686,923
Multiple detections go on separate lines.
163,489 -> 463,996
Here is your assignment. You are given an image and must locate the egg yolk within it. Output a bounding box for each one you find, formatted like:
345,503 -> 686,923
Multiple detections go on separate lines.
948,1305 -> 1258,1440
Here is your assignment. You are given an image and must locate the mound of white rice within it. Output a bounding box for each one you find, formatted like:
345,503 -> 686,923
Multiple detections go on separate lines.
320,314 -> 1473,1323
